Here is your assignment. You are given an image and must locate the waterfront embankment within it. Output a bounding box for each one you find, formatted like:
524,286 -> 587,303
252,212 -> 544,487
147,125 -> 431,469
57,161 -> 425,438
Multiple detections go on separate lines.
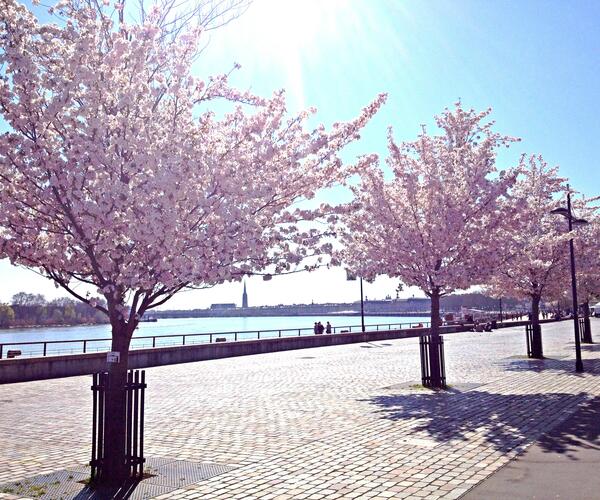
0,323 -> 461,383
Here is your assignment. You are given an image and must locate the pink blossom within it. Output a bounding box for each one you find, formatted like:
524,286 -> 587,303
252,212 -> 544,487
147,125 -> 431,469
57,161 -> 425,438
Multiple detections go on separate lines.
338,103 -> 518,297
486,155 -> 570,304
0,0 -> 385,341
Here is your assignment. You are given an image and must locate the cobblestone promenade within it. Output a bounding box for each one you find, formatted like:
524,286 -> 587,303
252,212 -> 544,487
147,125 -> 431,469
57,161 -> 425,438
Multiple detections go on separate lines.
1,320 -> 600,499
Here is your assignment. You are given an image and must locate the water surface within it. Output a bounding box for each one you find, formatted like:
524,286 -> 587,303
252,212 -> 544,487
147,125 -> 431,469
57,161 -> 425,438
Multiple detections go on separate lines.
0,315 -> 431,358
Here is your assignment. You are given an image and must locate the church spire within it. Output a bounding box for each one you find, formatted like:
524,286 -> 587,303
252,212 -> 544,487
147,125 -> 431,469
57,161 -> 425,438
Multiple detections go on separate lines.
242,279 -> 248,308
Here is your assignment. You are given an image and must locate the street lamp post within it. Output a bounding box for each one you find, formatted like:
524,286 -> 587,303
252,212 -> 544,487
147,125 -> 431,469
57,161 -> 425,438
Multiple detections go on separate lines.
360,277 -> 365,332
551,186 -> 586,373
346,271 -> 365,332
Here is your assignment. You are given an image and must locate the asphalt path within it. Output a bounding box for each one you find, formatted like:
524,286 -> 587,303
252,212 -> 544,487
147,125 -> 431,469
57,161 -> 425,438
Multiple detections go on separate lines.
463,394 -> 600,499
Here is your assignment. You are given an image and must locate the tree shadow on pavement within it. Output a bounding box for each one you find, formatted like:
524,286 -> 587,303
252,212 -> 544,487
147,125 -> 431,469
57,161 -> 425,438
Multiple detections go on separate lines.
366,389 -> 591,456
499,355 -> 600,377
581,343 -> 600,352
534,396 -> 600,459
73,479 -> 140,499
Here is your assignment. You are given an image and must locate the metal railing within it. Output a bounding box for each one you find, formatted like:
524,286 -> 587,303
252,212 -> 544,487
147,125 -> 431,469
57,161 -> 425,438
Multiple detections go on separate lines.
0,319 -> 431,360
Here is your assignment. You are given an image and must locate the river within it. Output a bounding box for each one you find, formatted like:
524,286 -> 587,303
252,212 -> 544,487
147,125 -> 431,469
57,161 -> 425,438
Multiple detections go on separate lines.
0,315 -> 431,358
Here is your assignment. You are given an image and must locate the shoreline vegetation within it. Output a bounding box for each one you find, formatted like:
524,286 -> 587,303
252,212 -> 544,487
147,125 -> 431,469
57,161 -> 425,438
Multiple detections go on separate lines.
0,293 -> 107,329
1,321 -> 109,330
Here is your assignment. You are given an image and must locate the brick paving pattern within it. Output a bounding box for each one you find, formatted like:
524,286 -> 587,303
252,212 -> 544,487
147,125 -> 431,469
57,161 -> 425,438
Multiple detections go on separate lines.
1,320 -> 599,499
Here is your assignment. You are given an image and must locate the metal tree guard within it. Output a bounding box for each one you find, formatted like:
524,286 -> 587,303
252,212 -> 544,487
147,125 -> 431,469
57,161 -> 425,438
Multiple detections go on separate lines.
419,334 -> 446,389
91,370 -> 147,481
525,322 -> 542,359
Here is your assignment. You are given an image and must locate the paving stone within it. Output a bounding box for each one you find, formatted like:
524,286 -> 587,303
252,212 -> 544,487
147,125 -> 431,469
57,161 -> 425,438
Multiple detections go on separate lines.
2,321 -> 600,499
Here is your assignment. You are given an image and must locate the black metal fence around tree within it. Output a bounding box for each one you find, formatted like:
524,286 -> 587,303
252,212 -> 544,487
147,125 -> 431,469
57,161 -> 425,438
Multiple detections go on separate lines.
525,322 -> 544,359
91,370 -> 146,481
525,323 -> 534,358
579,317 -> 589,343
419,335 -> 446,389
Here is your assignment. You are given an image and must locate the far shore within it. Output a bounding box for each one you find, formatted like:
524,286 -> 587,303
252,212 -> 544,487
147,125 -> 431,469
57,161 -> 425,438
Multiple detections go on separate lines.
0,321 -> 108,331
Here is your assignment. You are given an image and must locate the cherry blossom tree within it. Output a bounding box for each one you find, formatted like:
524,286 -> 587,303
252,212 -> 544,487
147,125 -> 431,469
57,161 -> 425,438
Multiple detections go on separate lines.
0,0 -> 385,481
571,196 -> 600,342
487,155 -> 569,358
337,103 -> 518,388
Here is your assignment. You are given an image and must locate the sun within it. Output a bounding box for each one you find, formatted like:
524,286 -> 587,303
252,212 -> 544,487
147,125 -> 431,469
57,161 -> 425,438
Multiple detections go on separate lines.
229,0 -> 349,109
248,0 -> 346,50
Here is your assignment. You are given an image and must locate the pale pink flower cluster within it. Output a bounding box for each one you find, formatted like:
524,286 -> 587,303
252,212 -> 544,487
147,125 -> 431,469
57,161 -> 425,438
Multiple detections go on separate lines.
571,196 -> 600,304
338,104 -> 519,301
0,0 -> 385,334
337,105 -> 598,327
486,155 -> 571,307
1,0 -> 596,344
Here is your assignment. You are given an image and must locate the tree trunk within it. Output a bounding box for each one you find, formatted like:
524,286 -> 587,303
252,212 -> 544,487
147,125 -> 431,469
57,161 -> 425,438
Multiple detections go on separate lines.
427,289 -> 444,388
583,301 -> 593,343
101,323 -> 132,484
530,294 -> 543,358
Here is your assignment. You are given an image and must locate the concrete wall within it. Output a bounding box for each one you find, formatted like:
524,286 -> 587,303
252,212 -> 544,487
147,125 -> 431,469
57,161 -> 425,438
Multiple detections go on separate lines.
0,325 -> 469,384
497,318 -> 559,328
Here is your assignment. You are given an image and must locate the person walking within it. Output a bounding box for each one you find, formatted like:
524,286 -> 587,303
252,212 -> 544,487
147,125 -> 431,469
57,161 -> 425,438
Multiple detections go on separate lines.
326,321 -> 332,334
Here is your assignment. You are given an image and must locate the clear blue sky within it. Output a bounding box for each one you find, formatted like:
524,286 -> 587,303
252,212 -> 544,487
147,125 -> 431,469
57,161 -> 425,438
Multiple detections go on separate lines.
1,0 -> 599,308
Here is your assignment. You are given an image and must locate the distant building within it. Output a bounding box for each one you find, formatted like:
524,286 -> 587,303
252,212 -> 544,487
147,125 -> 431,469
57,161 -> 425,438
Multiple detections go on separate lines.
242,281 -> 248,308
210,303 -> 236,310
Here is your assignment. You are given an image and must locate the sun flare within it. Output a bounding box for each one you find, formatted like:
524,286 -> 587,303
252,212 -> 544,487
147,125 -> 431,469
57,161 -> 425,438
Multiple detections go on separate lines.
234,0 -> 349,108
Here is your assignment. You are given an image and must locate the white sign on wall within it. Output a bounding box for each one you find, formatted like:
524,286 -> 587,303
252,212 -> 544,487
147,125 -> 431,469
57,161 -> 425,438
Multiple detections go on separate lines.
106,351 -> 121,363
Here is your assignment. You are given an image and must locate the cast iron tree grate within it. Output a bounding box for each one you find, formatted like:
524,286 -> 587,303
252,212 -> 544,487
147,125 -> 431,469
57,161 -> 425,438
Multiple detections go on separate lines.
0,457 -> 238,500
